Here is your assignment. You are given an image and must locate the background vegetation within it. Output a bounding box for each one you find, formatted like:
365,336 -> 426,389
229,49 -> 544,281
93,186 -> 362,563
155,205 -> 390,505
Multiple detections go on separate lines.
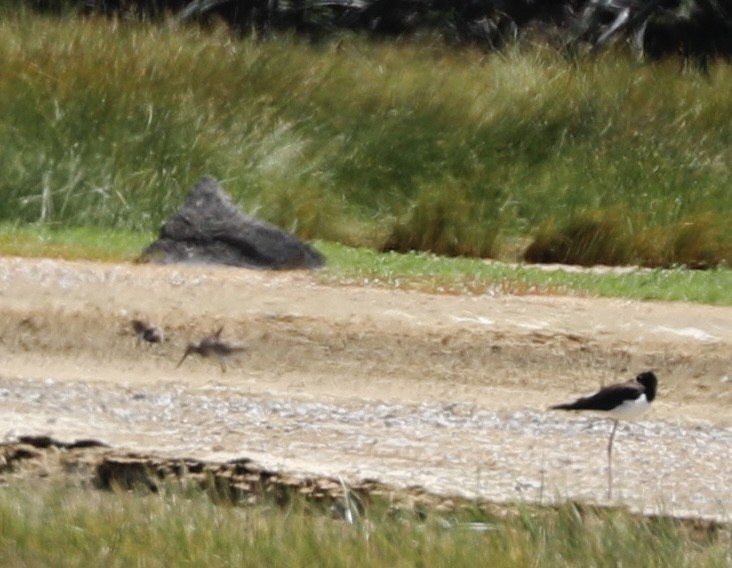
1,9 -> 731,269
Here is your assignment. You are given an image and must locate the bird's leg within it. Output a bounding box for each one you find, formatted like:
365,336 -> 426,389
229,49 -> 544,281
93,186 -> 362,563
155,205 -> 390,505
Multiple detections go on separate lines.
607,419 -> 619,500
218,356 -> 227,374
177,348 -> 192,368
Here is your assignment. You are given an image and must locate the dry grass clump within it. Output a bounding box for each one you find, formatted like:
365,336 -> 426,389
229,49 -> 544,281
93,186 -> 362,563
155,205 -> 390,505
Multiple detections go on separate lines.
523,210 -> 634,267
637,216 -> 731,269
524,210 -> 731,269
380,184 -> 499,258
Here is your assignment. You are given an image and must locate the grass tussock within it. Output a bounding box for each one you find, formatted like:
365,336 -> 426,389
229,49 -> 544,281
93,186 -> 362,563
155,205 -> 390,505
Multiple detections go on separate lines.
524,210 -> 634,267
381,183 -> 499,258
524,211 -> 731,269
646,215 -> 731,269
0,12 -> 731,266
0,483 -> 728,567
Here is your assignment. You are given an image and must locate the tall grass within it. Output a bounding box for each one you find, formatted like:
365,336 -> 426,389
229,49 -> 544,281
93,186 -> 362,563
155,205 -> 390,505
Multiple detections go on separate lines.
0,483 -> 727,567
1,11 -> 732,265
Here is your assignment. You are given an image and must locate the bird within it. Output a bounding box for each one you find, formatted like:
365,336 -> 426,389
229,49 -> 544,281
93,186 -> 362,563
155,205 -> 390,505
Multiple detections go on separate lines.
176,326 -> 246,373
550,370 -> 658,499
131,319 -> 164,345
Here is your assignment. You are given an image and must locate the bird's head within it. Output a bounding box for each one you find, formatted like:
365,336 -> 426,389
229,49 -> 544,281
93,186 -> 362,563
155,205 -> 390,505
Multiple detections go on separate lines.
636,371 -> 658,401
144,328 -> 163,343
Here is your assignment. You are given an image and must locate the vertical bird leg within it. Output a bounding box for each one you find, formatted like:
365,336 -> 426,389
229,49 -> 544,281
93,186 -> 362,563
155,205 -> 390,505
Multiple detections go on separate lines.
607,419 -> 619,500
217,356 -> 227,374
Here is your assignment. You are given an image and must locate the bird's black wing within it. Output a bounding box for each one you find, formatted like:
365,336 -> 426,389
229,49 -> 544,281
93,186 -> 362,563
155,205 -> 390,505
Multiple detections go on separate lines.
551,383 -> 643,412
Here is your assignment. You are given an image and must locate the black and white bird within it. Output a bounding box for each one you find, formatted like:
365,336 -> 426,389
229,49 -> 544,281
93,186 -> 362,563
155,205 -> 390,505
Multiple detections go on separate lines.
131,319 -> 164,346
550,371 -> 658,498
176,326 -> 246,373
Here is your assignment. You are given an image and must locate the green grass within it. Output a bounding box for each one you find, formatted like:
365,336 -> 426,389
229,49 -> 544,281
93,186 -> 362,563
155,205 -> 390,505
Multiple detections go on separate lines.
1,223 -> 730,306
0,223 -> 152,261
0,483 -> 727,567
317,241 -> 732,305
1,11 -> 732,265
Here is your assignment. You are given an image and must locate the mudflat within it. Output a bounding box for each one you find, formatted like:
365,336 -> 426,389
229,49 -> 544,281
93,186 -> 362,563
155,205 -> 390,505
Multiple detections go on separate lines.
1,256 -> 731,519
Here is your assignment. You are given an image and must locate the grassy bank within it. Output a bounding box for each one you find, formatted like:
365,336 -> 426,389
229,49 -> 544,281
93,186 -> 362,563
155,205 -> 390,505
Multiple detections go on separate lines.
0,483 -> 727,567
1,11 -> 732,266
2,224 -> 732,305
317,241 -> 732,305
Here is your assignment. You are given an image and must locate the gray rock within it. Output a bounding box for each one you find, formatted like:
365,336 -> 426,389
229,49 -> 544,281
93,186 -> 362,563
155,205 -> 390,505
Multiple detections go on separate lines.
141,176 -> 325,270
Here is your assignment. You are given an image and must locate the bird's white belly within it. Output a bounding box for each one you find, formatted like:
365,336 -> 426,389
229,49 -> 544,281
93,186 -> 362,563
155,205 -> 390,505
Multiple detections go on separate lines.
608,394 -> 650,420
